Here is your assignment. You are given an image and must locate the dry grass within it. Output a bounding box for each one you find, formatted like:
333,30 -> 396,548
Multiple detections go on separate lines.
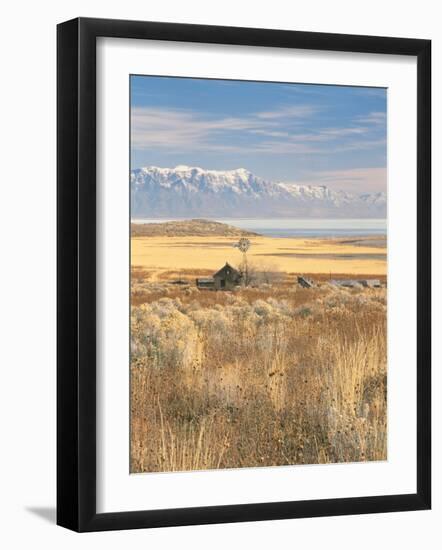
130,274 -> 387,473
131,235 -> 387,276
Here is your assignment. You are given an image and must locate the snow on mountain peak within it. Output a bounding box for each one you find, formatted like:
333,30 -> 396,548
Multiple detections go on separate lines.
174,164 -> 201,172
131,166 -> 386,218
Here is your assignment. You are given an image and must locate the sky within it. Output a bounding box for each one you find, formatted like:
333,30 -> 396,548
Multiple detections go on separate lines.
131,75 -> 387,194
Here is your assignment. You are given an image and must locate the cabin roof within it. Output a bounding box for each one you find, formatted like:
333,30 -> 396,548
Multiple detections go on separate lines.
213,262 -> 240,279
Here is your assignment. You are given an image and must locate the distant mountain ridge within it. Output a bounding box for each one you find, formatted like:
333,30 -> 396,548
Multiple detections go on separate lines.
131,165 -> 386,218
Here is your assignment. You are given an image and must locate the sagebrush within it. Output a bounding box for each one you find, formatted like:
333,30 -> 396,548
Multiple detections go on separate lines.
130,280 -> 387,472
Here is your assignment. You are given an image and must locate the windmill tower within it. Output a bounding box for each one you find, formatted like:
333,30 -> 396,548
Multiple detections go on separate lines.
234,237 -> 251,285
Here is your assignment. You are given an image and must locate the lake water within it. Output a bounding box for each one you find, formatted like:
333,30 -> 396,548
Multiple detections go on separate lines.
132,218 -> 387,238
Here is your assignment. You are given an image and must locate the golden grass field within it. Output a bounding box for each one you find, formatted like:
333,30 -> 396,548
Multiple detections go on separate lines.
131,234 -> 386,279
130,227 -> 387,473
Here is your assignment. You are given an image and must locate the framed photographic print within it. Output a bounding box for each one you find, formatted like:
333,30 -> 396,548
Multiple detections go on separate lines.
57,17 -> 431,532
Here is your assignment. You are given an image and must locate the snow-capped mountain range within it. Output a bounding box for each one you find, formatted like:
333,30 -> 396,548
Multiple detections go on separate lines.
131,165 -> 386,218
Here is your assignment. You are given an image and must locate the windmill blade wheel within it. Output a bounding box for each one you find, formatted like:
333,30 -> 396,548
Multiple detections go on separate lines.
237,238 -> 251,253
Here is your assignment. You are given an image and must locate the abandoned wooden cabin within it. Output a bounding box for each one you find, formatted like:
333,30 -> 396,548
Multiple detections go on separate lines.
196,262 -> 242,291
213,263 -> 242,290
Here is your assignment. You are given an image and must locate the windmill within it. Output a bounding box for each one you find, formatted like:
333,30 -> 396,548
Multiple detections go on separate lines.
233,238 -> 251,285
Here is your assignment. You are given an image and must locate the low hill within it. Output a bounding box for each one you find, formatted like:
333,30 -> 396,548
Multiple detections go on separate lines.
131,219 -> 259,237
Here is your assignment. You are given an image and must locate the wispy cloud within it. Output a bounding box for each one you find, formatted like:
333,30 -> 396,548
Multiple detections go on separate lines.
132,105 -> 385,157
355,111 -> 386,125
320,127 -> 368,137
131,106 -> 321,154
292,167 -> 386,193
255,105 -> 318,119
131,107 -> 262,151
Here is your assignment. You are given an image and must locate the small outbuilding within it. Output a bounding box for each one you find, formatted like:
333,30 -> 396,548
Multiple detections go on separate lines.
359,279 -> 382,288
330,279 -> 362,289
213,263 -> 242,290
331,279 -> 382,289
196,277 -> 215,290
297,276 -> 315,289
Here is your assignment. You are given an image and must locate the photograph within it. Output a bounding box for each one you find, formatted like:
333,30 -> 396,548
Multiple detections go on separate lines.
129,75 -> 388,473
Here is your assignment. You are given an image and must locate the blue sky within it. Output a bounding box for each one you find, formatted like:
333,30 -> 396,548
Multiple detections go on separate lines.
131,75 -> 387,193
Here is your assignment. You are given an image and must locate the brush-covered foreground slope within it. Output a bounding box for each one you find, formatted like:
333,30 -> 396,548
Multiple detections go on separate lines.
131,165 -> 387,218
131,281 -> 387,472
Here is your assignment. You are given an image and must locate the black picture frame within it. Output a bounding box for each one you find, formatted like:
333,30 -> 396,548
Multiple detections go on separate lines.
57,17 -> 431,532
